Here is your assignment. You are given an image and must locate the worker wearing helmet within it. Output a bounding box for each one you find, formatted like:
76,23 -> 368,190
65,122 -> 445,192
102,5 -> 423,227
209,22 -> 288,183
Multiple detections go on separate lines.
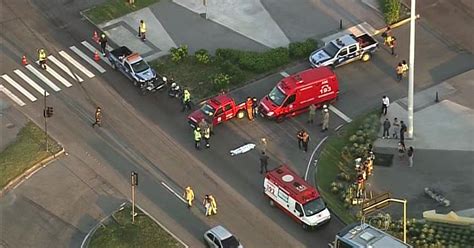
203,125 -> 211,148
194,127 -> 202,150
182,89 -> 191,112
38,48 -> 47,70
322,108 -> 330,132
92,107 -> 102,128
99,33 -> 108,56
209,195 -> 217,215
203,194 -> 212,216
183,186 -> 195,208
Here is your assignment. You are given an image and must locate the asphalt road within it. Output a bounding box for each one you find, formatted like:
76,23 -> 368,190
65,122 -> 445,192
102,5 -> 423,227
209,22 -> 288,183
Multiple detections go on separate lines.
1,0 -> 474,247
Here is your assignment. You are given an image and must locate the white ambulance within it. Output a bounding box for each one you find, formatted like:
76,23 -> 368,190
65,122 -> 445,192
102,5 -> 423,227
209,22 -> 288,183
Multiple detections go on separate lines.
264,165 -> 331,229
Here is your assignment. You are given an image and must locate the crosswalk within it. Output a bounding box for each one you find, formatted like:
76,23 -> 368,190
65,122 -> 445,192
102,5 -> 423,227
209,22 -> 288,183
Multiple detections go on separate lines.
0,41 -> 109,107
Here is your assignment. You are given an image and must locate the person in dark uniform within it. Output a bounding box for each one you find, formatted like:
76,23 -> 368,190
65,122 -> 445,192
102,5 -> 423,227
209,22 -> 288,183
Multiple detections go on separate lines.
99,33 -> 108,56
92,107 -> 102,127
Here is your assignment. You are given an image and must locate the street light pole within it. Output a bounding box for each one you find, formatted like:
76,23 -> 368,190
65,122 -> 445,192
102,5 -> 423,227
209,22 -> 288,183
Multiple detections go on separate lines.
43,90 -> 48,152
407,0 -> 416,138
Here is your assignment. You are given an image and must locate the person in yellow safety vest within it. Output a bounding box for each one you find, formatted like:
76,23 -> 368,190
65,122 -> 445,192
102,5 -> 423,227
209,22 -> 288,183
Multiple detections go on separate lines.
203,194 -> 212,216
203,126 -> 211,148
183,186 -> 195,208
182,89 -> 191,112
209,195 -> 217,215
38,49 -> 47,70
139,20 -> 146,41
194,127 -> 202,150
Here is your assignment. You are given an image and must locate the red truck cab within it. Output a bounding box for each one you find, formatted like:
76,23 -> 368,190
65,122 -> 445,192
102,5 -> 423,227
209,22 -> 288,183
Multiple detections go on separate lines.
259,67 -> 339,120
188,94 -> 247,128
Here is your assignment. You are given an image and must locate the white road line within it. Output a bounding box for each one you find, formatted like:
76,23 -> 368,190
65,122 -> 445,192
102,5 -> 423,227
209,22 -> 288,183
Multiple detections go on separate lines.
329,105 -> 352,123
26,65 -> 61,92
14,70 -> 49,96
161,181 -> 187,204
59,50 -> 95,78
81,41 -> 112,66
280,71 -> 290,77
1,74 -> 37,102
69,46 -> 106,73
35,61 -> 72,87
0,84 -> 26,106
305,136 -> 328,180
48,55 -> 84,82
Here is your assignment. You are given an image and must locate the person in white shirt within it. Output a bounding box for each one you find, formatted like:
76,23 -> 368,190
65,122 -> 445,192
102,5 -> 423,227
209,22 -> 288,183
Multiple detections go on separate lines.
382,96 -> 390,116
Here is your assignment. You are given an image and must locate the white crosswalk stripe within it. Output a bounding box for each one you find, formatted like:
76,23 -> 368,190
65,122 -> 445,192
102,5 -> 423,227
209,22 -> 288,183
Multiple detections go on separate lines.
69,46 -> 106,73
26,64 -> 61,92
36,61 -> 73,87
328,105 -> 353,123
0,84 -> 26,106
59,51 -> 95,78
14,70 -> 49,96
48,55 -> 84,82
81,41 -> 112,66
1,74 -> 37,102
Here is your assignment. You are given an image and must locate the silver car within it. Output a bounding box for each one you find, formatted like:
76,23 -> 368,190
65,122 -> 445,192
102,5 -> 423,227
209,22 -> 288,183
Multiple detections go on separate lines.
203,225 -> 243,248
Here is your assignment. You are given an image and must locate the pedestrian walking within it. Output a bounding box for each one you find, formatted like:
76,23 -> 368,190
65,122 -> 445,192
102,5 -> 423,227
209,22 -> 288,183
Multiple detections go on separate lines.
384,33 -> 397,56
99,33 -> 108,56
198,118 -> 212,136
402,60 -> 409,77
307,104 -> 316,124
382,118 -> 391,139
398,142 -> 406,160
259,151 -> 269,174
381,96 -> 390,116
258,137 -> 267,154
322,108 -> 330,132
392,117 -> 400,139
246,97 -> 254,121
302,130 -> 310,152
183,186 -> 195,208
38,48 -> 47,70
382,26 -> 392,40
400,121 -> 407,143
92,107 -> 102,127
297,129 -> 305,149
138,20 -> 146,41
194,127 -> 202,150
203,126 -> 211,148
203,195 -> 212,216
320,104 -> 328,126
407,146 -> 414,167
209,195 -> 217,215
396,62 -> 404,82
181,89 -> 191,112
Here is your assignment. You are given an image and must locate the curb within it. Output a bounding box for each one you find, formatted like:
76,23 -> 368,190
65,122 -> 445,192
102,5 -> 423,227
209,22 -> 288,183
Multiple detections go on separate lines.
0,147 -> 65,197
373,14 -> 421,36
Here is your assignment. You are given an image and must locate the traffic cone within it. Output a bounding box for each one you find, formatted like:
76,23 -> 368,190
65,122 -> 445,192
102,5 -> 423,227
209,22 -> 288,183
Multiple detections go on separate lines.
21,55 -> 28,66
94,51 -> 100,61
92,31 -> 99,44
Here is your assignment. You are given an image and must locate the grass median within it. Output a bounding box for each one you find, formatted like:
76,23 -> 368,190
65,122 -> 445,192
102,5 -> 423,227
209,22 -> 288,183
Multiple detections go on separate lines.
0,121 -> 62,189
84,0 -> 160,24
89,206 -> 183,248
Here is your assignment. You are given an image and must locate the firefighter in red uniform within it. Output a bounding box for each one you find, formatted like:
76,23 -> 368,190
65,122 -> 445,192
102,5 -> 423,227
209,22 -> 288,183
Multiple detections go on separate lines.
246,97 -> 254,121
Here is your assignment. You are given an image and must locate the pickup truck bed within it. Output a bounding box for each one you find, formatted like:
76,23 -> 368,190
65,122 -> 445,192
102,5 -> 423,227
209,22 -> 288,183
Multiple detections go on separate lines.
354,34 -> 377,48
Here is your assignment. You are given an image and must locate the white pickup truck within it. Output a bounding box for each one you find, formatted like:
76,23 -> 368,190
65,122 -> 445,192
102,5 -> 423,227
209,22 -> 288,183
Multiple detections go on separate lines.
309,33 -> 378,68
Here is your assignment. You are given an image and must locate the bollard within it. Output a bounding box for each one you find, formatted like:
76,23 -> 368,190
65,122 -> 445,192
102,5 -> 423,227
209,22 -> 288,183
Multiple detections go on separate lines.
435,91 -> 439,102
339,19 -> 343,30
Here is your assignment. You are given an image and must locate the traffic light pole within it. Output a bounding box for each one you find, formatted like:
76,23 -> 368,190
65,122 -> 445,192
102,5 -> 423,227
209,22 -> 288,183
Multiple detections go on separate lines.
43,90 -> 48,152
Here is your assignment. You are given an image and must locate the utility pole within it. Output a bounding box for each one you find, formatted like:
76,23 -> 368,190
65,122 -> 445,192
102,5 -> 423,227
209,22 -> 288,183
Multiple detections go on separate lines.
42,91 -> 53,152
408,0 -> 416,138
131,171 -> 138,223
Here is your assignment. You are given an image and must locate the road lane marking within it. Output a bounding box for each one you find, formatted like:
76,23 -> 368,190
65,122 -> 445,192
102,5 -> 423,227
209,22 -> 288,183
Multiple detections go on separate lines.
48,55 -> 84,82
280,71 -> 290,77
81,41 -> 112,67
0,84 -> 26,106
1,74 -> 37,102
305,136 -> 328,180
14,69 -> 49,96
69,46 -> 106,73
26,64 -> 61,92
161,181 -> 187,204
329,105 -> 352,123
35,61 -> 72,87
59,50 -> 95,78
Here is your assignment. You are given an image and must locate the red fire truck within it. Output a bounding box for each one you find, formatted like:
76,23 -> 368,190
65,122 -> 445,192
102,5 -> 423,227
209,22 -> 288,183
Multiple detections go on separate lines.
264,165 -> 331,229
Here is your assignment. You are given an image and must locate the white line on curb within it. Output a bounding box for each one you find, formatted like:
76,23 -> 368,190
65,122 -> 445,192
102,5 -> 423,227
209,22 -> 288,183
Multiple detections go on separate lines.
48,55 -> 84,82
329,105 -> 352,123
161,181 -> 187,203
70,46 -> 106,73
0,84 -> 26,106
26,64 -> 61,92
81,41 -> 112,67
280,71 -> 290,77
35,61 -> 73,87
14,70 -> 49,96
305,136 -> 328,180
59,51 -> 95,78
1,74 -> 37,102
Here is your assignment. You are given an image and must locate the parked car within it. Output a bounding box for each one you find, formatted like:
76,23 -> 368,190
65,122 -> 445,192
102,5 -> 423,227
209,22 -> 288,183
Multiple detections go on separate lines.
203,225 -> 243,248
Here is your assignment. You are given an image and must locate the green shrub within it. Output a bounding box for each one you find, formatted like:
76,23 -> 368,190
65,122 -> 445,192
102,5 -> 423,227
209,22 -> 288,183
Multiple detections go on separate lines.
170,45 -> 189,63
215,49 -> 242,64
215,47 -> 290,73
218,60 -> 245,84
288,39 -> 318,58
210,73 -> 231,91
381,0 -> 401,24
194,49 -> 210,64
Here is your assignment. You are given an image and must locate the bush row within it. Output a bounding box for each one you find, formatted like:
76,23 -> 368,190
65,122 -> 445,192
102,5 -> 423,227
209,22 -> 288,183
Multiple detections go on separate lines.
380,0 -> 401,24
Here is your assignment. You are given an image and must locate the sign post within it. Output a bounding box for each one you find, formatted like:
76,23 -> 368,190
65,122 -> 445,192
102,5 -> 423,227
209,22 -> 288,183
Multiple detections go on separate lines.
131,171 -> 138,223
